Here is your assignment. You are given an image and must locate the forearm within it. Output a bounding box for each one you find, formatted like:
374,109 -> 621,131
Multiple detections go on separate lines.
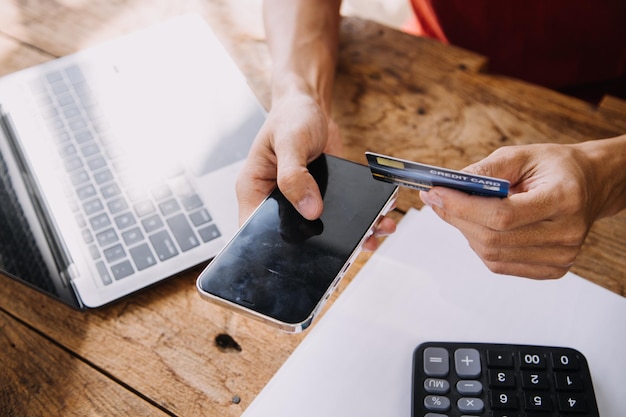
574,134 -> 626,218
263,0 -> 342,115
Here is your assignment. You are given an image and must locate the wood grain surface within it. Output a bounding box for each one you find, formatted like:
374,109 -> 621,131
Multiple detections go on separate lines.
0,1 -> 624,416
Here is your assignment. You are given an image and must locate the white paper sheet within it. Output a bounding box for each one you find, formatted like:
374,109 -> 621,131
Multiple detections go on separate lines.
243,207 -> 626,417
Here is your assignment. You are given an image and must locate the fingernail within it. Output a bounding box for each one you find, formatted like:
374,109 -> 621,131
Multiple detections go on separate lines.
420,190 -> 443,208
297,194 -> 320,220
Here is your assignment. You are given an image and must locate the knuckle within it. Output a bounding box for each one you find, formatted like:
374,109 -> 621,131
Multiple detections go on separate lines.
487,208 -> 517,231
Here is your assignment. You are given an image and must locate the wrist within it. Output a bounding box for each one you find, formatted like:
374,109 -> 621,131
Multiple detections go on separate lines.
574,135 -> 626,218
271,71 -> 332,116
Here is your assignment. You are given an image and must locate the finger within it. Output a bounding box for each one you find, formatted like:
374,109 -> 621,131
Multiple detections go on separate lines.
432,206 -> 587,249
362,217 -> 397,252
276,159 -> 324,220
479,259 -> 571,280
422,186 -> 561,231
467,236 -> 580,269
236,161 -> 277,225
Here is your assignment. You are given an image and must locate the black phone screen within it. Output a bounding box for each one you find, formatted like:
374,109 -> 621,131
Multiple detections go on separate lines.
197,154 -> 397,327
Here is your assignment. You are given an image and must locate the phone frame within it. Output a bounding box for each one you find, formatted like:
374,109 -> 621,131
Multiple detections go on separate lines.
196,155 -> 398,332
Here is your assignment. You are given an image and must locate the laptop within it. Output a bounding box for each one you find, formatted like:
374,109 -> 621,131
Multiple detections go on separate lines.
0,14 -> 266,309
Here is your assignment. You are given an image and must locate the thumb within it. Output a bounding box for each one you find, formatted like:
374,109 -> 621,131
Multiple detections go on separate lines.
463,146 -> 527,183
276,156 -> 324,221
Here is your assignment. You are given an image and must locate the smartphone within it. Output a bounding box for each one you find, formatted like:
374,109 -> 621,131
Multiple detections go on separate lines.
196,154 -> 398,332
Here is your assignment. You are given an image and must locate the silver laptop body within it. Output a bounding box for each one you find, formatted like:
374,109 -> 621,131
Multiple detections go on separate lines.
0,14 -> 265,309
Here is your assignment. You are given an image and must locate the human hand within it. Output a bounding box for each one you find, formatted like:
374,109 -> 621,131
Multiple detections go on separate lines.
419,140 -> 625,279
236,92 -> 342,224
235,90 -> 397,251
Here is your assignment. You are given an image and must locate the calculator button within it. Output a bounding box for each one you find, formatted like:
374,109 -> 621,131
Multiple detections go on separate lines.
524,392 -> 553,411
457,397 -> 484,413
423,347 -> 449,377
488,369 -> 516,388
454,348 -> 481,378
487,350 -> 514,368
519,352 -> 546,369
424,395 -> 450,412
557,393 -> 588,413
424,378 -> 450,394
489,390 -> 518,410
424,414 -> 447,417
554,372 -> 584,391
456,380 -> 482,396
552,350 -> 580,370
521,371 -> 549,390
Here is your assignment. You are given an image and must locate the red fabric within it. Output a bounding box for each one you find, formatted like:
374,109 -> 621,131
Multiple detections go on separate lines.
409,0 -> 626,89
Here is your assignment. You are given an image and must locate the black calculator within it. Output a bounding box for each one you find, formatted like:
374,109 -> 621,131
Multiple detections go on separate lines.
412,342 -> 599,417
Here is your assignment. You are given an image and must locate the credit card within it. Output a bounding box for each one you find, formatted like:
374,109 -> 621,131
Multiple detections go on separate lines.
365,151 -> 509,197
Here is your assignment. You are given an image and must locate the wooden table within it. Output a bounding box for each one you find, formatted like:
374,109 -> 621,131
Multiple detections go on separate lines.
1,1 -> 624,416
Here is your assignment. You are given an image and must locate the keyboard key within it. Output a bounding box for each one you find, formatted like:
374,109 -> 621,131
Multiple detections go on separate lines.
134,200 -> 156,217
149,230 -> 178,261
159,198 -> 180,216
88,244 -> 100,260
95,228 -> 118,247
81,228 -> 93,244
167,213 -> 200,252
93,168 -> 113,184
114,212 -> 136,229
181,194 -> 203,211
107,196 -> 128,214
151,184 -> 172,200
190,208 -> 212,226
59,143 -> 77,158
83,198 -> 104,215
74,129 -> 94,143
64,156 -> 84,172
142,214 -> 163,233
76,183 -> 96,200
198,224 -> 221,242
129,243 -> 157,271
80,142 -> 99,157
100,183 -> 121,199
64,65 -> 85,84
89,213 -> 111,230
111,260 -> 134,280
96,261 -> 112,285
122,227 -> 144,246
87,155 -> 107,171
70,169 -> 89,185
103,244 -> 126,263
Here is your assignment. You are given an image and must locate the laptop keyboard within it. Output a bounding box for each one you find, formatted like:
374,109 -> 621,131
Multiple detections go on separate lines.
30,65 -> 221,286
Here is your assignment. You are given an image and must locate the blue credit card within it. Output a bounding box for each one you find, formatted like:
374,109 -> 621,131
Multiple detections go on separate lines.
365,152 -> 509,197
